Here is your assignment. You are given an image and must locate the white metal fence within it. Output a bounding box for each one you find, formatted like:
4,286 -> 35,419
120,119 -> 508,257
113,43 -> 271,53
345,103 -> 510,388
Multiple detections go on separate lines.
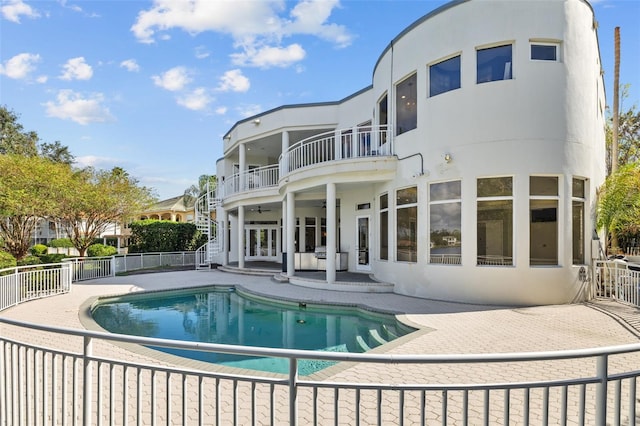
223,165 -> 279,198
2,259 -> 640,424
1,316 -> 639,425
0,263 -> 72,312
593,259 -> 640,307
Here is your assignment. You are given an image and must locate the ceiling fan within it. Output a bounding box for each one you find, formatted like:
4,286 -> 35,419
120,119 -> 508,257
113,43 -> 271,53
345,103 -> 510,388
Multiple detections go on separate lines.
251,206 -> 271,214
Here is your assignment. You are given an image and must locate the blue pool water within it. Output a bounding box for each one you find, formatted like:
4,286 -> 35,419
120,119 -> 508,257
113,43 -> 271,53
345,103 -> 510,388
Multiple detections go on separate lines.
91,287 -> 414,375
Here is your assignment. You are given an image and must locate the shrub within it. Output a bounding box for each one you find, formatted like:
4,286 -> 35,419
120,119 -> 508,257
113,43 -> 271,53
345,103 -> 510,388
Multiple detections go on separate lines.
0,251 -> 17,270
128,220 -> 202,253
17,255 -> 42,266
49,238 -> 75,248
87,243 -> 117,257
39,253 -> 69,264
31,244 -> 48,256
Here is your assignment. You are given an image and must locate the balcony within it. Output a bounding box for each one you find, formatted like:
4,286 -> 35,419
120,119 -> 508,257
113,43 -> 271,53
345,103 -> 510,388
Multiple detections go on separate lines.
279,125 -> 394,177
223,164 -> 279,198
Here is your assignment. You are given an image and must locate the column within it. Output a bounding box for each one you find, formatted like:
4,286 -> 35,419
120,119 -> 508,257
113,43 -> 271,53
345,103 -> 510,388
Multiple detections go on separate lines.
326,183 -> 336,284
239,143 -> 246,191
282,130 -> 289,171
286,191 -> 296,277
221,209 -> 229,266
238,205 -> 245,269
282,197 -> 287,270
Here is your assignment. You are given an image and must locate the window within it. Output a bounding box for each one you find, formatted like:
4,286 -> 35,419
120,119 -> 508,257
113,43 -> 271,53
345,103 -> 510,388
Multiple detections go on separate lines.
477,44 -> 512,83
430,181 -> 461,264
396,73 -> 417,135
396,187 -> 417,262
477,177 -> 513,265
429,55 -> 461,97
530,177 -> 559,266
531,43 -> 558,61
572,178 -> 586,264
305,217 -> 316,252
380,193 -> 388,260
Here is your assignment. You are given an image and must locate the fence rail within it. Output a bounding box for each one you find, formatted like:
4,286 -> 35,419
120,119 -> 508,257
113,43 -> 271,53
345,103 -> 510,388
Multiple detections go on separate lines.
593,259 -> 640,307
1,316 -> 640,425
1,259 -> 640,424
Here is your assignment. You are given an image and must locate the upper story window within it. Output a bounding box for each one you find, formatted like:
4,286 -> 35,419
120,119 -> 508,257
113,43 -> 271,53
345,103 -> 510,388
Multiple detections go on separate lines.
429,55 -> 461,97
530,43 -> 558,61
477,44 -> 512,84
395,73 -> 417,136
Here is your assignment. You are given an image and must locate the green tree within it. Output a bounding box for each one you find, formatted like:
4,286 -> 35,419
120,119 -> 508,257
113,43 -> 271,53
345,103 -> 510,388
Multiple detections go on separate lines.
58,167 -> 156,256
183,174 -> 217,206
39,141 -> 74,165
597,162 -> 640,254
0,106 -> 39,157
0,155 -> 72,260
606,85 -> 640,175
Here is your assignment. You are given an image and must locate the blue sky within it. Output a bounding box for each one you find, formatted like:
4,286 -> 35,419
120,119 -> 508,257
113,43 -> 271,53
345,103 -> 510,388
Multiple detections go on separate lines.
1,0 -> 639,200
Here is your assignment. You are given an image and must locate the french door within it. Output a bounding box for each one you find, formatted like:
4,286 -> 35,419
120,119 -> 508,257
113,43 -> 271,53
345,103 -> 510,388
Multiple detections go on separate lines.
246,226 -> 279,260
356,215 -> 371,270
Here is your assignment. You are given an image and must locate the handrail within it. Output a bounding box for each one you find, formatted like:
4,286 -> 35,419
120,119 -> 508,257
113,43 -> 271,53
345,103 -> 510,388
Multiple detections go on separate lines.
279,124 -> 394,177
223,164 -> 279,197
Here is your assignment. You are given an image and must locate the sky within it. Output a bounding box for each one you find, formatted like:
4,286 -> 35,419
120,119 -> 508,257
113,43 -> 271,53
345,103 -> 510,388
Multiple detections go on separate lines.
1,0 -> 639,201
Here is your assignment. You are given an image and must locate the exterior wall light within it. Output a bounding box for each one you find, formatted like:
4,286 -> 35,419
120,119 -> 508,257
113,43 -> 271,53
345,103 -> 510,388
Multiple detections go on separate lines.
444,153 -> 452,163
253,118 -> 261,125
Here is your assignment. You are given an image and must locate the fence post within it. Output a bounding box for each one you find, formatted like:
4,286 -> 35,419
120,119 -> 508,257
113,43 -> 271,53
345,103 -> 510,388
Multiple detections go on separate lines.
289,358 -> 298,426
83,336 -> 93,425
595,354 -> 608,426
111,256 -> 116,277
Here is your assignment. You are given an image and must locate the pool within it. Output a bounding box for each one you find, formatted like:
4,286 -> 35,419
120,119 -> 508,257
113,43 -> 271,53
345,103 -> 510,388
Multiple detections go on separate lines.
91,287 -> 414,375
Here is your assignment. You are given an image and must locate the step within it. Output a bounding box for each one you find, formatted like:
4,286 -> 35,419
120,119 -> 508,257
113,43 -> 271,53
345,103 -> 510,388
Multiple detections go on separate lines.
368,329 -> 388,346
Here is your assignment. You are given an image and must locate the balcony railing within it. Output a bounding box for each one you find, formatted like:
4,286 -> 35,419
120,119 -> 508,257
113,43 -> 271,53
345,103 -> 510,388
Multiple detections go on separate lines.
223,164 -> 279,198
593,259 -> 640,306
279,125 -> 393,176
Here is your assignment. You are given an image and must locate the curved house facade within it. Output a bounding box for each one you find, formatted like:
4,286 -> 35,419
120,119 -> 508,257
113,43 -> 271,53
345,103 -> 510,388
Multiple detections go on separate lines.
206,0 -> 606,306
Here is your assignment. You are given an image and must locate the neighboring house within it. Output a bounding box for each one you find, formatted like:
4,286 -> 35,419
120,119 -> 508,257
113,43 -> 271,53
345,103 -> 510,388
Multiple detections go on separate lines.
199,0 -> 606,306
137,195 -> 195,223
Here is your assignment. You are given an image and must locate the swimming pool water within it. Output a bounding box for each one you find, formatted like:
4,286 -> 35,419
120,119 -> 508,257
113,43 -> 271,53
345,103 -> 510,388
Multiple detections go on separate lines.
91,287 -> 414,375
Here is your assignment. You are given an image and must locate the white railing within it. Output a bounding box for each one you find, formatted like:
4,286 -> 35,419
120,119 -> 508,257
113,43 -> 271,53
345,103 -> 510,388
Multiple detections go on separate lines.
0,263 -> 72,311
1,316 -> 639,425
593,259 -> 640,306
279,125 -> 393,176
223,164 -> 279,198
430,254 -> 462,265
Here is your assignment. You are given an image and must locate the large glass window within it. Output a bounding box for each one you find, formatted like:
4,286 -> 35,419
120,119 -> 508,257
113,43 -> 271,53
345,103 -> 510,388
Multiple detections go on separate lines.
477,44 -> 512,84
305,217 -> 316,252
380,193 -> 388,261
396,187 -> 417,262
572,178 -> 586,264
530,176 -> 559,266
429,55 -> 461,97
430,181 -> 461,265
396,73 -> 417,135
477,177 -> 513,266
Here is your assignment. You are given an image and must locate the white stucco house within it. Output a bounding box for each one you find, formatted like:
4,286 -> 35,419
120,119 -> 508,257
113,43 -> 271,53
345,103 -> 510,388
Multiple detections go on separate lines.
196,0 -> 606,306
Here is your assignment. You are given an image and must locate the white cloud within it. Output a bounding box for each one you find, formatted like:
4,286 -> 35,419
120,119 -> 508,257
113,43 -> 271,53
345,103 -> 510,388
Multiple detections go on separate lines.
43,90 -> 114,125
194,45 -> 210,59
216,69 -> 250,92
74,155 -> 123,169
285,0 -> 351,47
0,52 -> 40,79
1,0 -> 39,23
60,57 -> 93,81
231,43 -> 305,68
152,66 -> 191,91
120,59 -> 140,72
237,104 -> 262,118
36,75 -> 48,83
177,87 -> 212,111
131,0 -> 351,68
215,106 -> 227,115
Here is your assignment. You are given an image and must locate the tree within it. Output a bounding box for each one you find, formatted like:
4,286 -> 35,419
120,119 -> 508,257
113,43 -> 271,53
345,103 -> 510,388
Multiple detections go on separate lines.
606,85 -> 640,175
0,106 -> 38,157
39,141 -> 75,165
596,162 -> 640,254
183,174 -> 217,206
57,167 -> 156,256
0,155 -> 72,260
